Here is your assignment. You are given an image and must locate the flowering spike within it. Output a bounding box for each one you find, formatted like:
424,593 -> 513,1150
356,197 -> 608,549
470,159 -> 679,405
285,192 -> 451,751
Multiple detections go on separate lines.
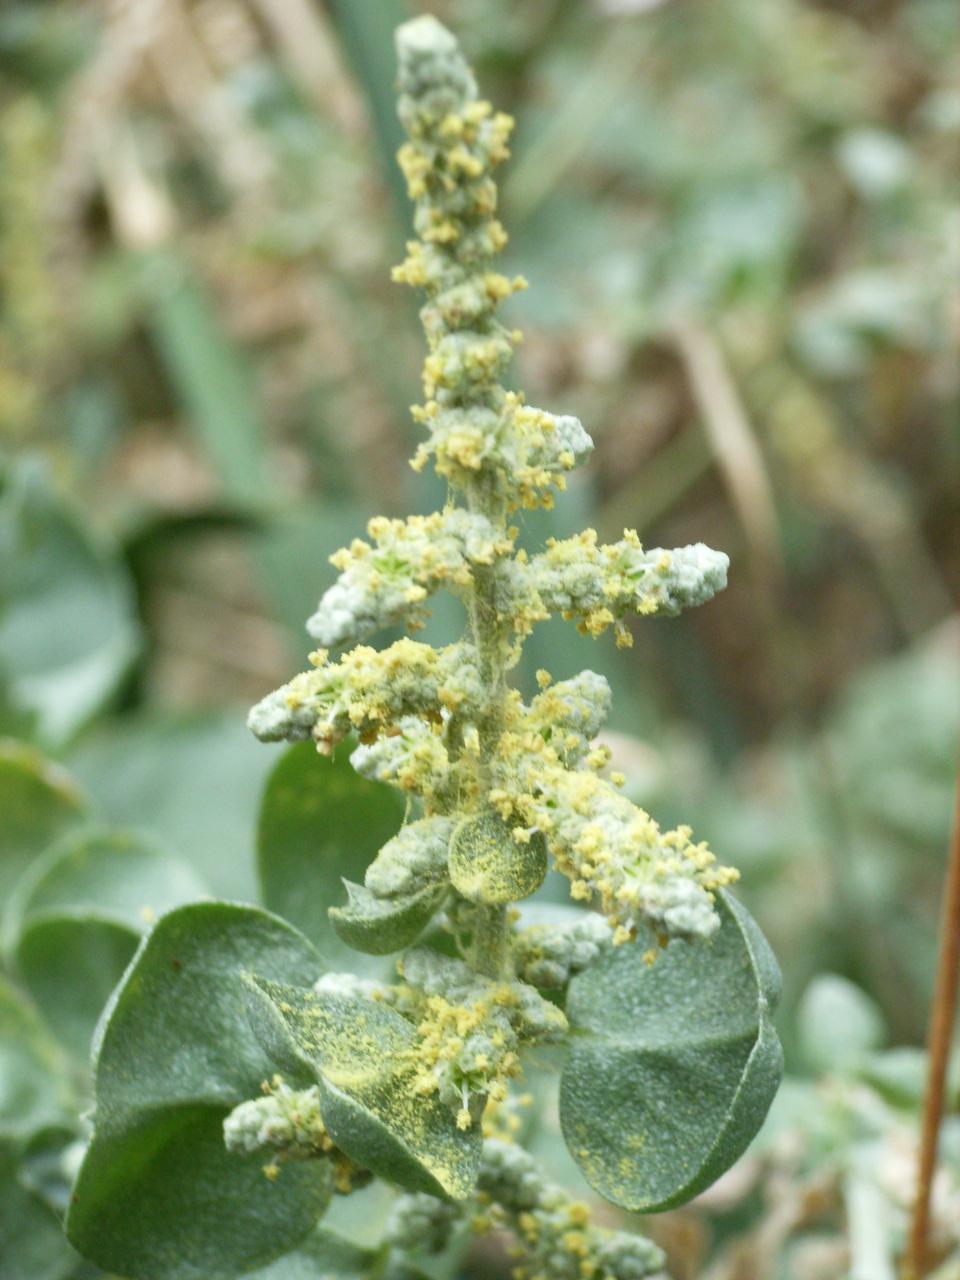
243,14 -> 740,1226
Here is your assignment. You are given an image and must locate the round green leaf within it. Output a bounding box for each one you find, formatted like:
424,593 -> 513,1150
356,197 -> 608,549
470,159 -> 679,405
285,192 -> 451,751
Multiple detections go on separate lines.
248,977 -> 481,1201
245,1226 -> 378,1280
257,743 -> 403,965
8,827 -> 210,1060
797,974 -> 886,1075
66,902 -> 332,1280
0,1137 -> 81,1280
559,891 -> 782,1212
0,457 -> 140,747
0,975 -> 73,1139
68,711 -> 270,901
9,825 -> 207,937
448,812 -> 547,905
0,740 -> 88,933
77,1106 -> 332,1280
16,916 -> 139,1062
329,881 -> 444,956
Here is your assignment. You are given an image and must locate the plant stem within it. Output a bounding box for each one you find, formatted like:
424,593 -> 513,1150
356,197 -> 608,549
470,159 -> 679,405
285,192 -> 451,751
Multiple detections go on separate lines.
905,764 -> 960,1279
473,903 -> 508,979
466,521 -> 509,979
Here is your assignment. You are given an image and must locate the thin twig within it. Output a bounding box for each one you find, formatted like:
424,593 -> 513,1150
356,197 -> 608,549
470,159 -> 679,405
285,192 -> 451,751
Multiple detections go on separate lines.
906,763 -> 960,1278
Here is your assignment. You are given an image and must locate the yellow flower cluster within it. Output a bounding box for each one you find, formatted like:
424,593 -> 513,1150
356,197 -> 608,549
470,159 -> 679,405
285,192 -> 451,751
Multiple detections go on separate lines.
248,638 -> 482,755
500,528 -> 730,646
222,1078 -> 367,1194
486,671 -> 737,941
473,1141 -> 664,1280
392,949 -> 566,1130
391,16 -> 593,511
236,22 -> 751,1267
308,509 -> 514,648
385,1138 -> 664,1279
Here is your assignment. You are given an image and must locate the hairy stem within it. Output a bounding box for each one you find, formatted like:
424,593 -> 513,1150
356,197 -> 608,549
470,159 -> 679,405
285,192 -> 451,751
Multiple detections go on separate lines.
472,902 -> 508,979
466,553 -> 509,977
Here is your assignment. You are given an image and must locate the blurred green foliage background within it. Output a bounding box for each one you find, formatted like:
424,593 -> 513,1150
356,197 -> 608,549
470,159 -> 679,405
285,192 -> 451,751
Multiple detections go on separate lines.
2,0 -> 958,1024
0,0 -> 958,1266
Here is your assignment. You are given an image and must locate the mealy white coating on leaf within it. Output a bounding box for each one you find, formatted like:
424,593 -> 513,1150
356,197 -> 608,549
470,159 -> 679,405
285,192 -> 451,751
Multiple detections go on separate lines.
312,972 -> 386,1000
363,816 -> 454,899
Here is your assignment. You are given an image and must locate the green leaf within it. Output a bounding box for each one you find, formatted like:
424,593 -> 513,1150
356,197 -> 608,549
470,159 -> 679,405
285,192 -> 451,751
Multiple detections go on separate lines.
8,827 -> 210,1059
329,881 -> 444,956
0,975 -> 73,1139
0,457 -> 140,747
68,711 -> 272,901
8,826 -> 207,936
559,891 -> 782,1212
0,1137 -> 82,1280
257,743 -> 403,966
448,812 -> 546,905
855,1047 -> 946,1109
0,740 -> 88,937
17,1125 -> 83,1218
245,1226 -> 378,1280
324,0 -> 408,220
16,917 -> 139,1063
143,250 -> 270,508
66,903 -> 332,1280
247,977 -> 481,1201
797,974 -> 886,1075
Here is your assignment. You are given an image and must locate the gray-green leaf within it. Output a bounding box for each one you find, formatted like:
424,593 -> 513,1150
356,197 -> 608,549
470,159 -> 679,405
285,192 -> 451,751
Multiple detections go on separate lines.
0,457 -> 140,748
258,743 -> 403,967
329,881 -> 444,956
559,891 -> 782,1212
797,974 -> 886,1075
66,902 -> 332,1280
0,741 -> 88,941
0,1137 -> 83,1280
8,827 -> 208,1059
0,975 -> 73,1139
247,977 -> 481,1201
448,812 -> 546,905
245,1225 -> 379,1280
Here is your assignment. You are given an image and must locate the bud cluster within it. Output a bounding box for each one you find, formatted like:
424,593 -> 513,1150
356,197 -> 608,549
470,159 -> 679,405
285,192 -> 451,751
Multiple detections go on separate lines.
388,1141 -> 666,1280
